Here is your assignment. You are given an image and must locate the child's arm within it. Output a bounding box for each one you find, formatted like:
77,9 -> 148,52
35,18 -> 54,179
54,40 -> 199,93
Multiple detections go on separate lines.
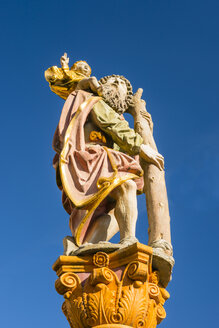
75,77 -> 101,94
60,53 -> 70,77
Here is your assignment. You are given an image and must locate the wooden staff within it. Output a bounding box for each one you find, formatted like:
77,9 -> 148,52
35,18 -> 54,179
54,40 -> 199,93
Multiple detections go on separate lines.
128,89 -> 172,256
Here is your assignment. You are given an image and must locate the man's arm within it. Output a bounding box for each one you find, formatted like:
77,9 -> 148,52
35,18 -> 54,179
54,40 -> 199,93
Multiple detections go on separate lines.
91,99 -> 143,156
92,98 -> 164,170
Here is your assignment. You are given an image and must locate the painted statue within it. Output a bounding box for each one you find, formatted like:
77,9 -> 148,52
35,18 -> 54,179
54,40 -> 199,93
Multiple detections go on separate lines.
45,53 -> 174,285
45,53 -> 101,99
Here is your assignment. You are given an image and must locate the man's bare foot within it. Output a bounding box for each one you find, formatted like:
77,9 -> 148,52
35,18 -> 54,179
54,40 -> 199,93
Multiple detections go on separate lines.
119,236 -> 138,248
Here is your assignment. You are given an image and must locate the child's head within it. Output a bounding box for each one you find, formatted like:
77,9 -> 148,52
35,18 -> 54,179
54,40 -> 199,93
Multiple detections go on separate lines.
71,60 -> 91,77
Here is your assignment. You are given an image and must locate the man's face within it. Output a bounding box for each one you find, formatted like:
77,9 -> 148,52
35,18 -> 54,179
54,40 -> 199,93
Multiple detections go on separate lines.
73,62 -> 90,77
104,76 -> 127,102
100,76 -> 128,113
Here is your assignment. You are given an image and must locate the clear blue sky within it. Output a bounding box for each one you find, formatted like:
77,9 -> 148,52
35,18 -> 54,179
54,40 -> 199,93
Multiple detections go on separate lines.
0,0 -> 218,327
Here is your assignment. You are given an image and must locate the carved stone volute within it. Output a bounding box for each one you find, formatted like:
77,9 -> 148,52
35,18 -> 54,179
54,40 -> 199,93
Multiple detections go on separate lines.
53,243 -> 170,328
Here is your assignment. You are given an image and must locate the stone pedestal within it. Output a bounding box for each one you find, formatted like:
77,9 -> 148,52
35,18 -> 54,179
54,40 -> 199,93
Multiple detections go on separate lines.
53,243 -> 170,328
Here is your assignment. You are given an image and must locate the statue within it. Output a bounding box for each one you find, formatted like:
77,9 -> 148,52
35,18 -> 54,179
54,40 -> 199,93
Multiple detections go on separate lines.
45,53 -> 101,99
46,53 -> 175,328
45,53 -> 174,285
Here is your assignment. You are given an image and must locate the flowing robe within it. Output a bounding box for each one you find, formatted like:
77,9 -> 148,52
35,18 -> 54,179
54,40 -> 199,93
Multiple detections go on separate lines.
53,90 -> 144,245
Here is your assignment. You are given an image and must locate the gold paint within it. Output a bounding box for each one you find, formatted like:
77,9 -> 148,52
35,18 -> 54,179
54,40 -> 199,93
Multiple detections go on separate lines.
60,97 -> 142,208
53,243 -> 169,328
45,64 -> 91,100
53,243 -> 152,274
96,146 -> 118,190
75,172 -> 139,246
93,252 -> 109,267
89,131 -> 107,143
59,96 -> 142,245
59,96 -> 102,208
93,325 -> 132,328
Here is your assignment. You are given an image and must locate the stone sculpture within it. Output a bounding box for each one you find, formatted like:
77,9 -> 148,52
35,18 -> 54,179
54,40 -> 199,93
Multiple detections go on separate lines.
45,53 -> 174,328
53,244 -> 170,328
45,53 -> 101,99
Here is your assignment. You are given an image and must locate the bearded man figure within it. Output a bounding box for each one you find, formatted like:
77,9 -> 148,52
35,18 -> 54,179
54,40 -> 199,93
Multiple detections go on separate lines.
52,73 -> 164,255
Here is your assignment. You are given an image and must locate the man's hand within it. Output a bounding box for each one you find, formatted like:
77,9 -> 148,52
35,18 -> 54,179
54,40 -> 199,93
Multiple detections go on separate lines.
128,88 -> 153,132
128,88 -> 145,115
60,52 -> 69,69
140,144 -> 164,170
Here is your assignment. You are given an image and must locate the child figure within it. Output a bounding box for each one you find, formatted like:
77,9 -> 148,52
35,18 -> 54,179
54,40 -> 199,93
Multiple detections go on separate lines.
45,53 -> 101,99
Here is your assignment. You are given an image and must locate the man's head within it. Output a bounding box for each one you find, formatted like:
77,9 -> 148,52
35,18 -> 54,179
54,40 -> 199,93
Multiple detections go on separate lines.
99,75 -> 133,114
71,61 -> 91,77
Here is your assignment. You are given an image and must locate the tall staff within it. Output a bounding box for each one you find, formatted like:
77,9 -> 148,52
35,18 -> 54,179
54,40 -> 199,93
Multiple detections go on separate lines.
129,89 -> 174,286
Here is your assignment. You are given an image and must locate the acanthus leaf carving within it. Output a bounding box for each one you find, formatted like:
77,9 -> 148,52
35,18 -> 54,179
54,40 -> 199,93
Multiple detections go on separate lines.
53,245 -> 169,328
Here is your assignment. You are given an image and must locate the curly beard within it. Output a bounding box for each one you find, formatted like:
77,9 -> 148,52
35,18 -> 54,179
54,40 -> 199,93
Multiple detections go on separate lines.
100,84 -> 127,114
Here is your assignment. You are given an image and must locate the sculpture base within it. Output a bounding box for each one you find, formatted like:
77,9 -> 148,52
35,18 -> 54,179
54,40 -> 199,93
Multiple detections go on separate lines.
94,325 -> 132,328
53,242 -> 170,328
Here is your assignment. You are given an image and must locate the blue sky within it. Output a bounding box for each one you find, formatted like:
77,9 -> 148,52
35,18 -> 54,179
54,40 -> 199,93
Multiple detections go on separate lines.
0,0 -> 218,327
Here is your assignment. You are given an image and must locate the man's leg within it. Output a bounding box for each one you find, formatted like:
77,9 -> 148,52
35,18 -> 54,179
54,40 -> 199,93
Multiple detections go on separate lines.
82,179 -> 138,245
110,180 -> 138,242
64,209 -> 119,255
83,209 -> 119,244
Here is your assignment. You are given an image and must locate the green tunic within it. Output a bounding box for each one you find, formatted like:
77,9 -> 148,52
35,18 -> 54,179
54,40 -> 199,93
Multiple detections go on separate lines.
91,99 -> 143,156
